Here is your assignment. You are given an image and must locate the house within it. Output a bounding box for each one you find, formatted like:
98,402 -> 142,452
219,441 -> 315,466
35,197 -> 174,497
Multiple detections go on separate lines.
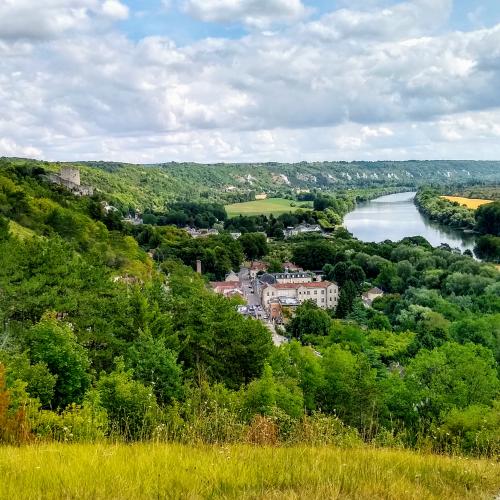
185,227 -> 219,239
273,272 -> 314,284
230,232 -> 242,240
282,262 -> 303,272
261,281 -> 339,310
362,287 -> 384,307
248,261 -> 268,278
255,193 -> 267,200
268,297 -> 301,323
122,214 -> 143,225
225,271 -> 240,282
284,224 -> 323,239
210,281 -> 243,298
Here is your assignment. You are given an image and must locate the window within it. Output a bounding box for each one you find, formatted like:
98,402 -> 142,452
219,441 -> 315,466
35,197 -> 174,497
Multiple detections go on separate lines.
314,291 -> 318,295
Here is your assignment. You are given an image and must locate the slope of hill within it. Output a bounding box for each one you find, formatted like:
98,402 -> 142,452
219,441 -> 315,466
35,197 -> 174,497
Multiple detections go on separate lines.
3,157 -> 499,210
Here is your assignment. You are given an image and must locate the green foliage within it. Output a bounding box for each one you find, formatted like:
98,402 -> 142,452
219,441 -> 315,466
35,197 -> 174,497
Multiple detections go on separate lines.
405,342 -> 499,423
97,358 -> 158,440
0,161 -> 499,456
126,333 -> 182,405
475,235 -> 500,263
287,301 -> 332,341
415,188 -> 476,230
239,232 -> 268,261
25,316 -> 90,409
319,345 -> 379,433
476,201 -> 500,236
335,280 -> 358,318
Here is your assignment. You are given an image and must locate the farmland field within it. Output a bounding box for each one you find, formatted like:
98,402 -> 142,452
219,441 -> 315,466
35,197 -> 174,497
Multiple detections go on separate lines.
225,198 -> 312,217
441,196 -> 493,209
1,443 -> 499,499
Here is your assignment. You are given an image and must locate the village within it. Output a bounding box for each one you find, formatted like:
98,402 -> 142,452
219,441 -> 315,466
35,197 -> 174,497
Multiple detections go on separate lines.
209,259 -> 384,346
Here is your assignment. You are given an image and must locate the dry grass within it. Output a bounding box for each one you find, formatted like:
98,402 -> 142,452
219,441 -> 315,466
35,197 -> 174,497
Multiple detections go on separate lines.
441,196 -> 493,210
0,443 -> 499,499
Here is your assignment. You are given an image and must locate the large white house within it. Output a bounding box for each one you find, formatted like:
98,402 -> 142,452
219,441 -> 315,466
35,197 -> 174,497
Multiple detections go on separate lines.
261,281 -> 339,310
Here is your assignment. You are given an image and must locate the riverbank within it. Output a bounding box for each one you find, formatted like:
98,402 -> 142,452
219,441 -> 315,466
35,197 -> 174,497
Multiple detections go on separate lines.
344,191 -> 477,252
1,443 -> 499,499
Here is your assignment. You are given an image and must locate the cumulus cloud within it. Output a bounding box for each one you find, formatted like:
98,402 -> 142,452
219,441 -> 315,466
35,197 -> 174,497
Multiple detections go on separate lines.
0,0 -> 129,40
183,0 -> 307,28
304,0 -> 453,41
101,0 -> 129,20
1,0 -> 500,162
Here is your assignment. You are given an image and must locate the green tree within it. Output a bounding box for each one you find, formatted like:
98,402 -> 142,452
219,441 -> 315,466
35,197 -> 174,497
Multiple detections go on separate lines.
239,232 -> 268,261
319,345 -> 379,432
127,333 -> 183,405
476,201 -> 500,236
287,301 -> 332,341
25,316 -> 90,408
292,240 -> 336,271
0,216 -> 9,241
404,342 -> 499,423
335,280 -> 358,319
97,358 -> 158,440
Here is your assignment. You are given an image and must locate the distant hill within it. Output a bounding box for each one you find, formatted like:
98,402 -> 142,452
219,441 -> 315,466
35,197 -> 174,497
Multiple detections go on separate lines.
2,157 -> 499,210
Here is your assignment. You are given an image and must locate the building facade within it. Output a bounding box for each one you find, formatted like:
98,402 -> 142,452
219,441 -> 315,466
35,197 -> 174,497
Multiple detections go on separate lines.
261,281 -> 339,310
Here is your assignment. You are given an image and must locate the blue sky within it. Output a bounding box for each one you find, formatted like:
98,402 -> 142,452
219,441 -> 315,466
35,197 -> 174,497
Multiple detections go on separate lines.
2,0 -> 500,163
119,0 -> 500,43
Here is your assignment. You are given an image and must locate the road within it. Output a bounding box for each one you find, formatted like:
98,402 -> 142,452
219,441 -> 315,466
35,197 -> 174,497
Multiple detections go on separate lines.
239,267 -> 288,347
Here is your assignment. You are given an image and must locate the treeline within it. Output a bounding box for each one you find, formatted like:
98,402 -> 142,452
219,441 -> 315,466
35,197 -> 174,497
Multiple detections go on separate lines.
415,188 -> 476,229
416,188 -> 500,262
142,202 -> 227,229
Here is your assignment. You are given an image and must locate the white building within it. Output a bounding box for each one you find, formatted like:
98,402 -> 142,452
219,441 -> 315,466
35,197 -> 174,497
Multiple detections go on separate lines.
261,281 -> 339,310
284,224 -> 323,239
273,272 -> 314,284
362,287 -> 384,307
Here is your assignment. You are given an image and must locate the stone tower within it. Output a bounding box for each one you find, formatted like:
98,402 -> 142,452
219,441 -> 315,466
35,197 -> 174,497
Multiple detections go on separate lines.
60,167 -> 81,186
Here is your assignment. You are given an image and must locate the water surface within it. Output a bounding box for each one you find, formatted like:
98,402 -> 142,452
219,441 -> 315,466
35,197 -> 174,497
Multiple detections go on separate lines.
344,192 -> 476,252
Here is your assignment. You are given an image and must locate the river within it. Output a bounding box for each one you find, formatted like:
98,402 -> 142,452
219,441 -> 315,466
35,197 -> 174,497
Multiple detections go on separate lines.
344,192 -> 477,253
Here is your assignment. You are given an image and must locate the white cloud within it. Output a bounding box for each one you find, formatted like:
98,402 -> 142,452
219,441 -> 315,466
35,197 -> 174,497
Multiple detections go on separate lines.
0,0 -> 128,40
101,0 -> 129,20
1,0 -> 500,162
183,0 -> 307,28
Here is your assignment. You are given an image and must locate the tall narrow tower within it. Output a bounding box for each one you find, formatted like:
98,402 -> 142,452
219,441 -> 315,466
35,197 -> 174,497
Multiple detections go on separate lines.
60,167 -> 81,186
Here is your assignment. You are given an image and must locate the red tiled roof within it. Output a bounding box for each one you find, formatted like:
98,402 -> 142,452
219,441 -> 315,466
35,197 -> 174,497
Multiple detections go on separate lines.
210,281 -> 240,289
250,261 -> 267,270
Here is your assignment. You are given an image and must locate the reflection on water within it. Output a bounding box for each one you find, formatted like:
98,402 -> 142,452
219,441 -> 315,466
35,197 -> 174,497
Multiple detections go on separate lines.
344,192 -> 477,252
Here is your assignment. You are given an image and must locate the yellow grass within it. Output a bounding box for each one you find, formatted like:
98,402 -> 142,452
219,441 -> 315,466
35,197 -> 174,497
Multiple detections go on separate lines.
441,196 -> 493,210
0,443 -> 499,499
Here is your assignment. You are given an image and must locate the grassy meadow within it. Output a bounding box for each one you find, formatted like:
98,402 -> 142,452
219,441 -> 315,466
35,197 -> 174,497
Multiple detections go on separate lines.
225,198 -> 312,217
1,443 -> 499,499
441,196 -> 493,209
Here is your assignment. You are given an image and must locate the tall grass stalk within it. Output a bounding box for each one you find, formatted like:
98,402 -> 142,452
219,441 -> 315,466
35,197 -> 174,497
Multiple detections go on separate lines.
0,443 -> 498,499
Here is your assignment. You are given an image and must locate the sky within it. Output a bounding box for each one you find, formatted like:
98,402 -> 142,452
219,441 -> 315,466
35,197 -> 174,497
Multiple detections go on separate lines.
2,0 -> 500,163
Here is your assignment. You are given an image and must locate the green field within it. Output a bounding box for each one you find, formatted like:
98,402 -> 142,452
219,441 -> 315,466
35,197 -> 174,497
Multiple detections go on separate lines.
225,198 -> 312,217
1,443 -> 498,499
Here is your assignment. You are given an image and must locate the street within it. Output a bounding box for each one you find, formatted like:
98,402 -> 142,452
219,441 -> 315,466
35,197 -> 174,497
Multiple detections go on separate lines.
238,267 -> 288,347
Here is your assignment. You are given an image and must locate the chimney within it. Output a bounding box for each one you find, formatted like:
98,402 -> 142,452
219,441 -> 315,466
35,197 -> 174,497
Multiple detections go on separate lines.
196,260 -> 202,274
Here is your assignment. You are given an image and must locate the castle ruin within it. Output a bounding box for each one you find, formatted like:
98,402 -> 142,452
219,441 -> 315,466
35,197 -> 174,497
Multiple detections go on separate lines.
47,167 -> 94,196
